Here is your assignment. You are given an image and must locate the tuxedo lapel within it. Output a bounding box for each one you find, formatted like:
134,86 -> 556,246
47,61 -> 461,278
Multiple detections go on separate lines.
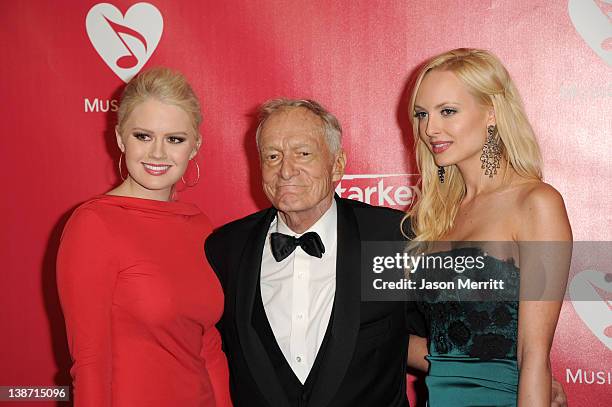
234,207 -> 290,407
308,197 -> 361,407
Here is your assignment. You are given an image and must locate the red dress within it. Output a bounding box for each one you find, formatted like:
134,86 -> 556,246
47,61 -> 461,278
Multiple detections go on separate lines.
57,195 -> 231,407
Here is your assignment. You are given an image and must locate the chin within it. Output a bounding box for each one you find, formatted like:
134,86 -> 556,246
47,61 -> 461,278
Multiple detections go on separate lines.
134,177 -> 176,192
275,199 -> 305,213
433,155 -> 457,168
435,161 -> 453,167
277,194 -> 319,213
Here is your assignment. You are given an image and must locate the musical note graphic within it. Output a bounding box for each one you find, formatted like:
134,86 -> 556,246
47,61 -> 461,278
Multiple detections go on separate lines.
86,3 -> 163,82
103,17 -> 149,69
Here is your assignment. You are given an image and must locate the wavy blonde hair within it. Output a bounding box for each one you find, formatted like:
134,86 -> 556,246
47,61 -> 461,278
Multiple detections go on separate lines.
117,67 -> 202,139
407,48 -> 542,241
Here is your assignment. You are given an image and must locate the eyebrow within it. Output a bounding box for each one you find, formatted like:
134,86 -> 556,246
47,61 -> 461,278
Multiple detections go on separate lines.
131,127 -> 190,136
414,101 -> 461,110
290,142 -> 314,149
260,141 -> 315,150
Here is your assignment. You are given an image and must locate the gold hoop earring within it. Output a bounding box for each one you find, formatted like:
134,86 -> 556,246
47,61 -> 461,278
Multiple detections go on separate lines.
118,152 -> 127,181
182,160 -> 200,187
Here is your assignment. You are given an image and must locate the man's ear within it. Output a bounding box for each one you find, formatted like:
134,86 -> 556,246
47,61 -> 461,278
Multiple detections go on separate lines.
332,149 -> 346,183
115,126 -> 125,153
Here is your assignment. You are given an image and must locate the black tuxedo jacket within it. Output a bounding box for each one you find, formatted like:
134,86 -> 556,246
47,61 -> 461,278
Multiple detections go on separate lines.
205,196 -> 425,407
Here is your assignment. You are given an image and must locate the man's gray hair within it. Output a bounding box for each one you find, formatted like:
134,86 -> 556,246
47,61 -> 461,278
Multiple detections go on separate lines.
255,98 -> 342,154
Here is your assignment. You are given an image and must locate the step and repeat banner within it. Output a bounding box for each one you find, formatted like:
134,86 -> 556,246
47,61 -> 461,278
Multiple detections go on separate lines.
1,1 -> 610,405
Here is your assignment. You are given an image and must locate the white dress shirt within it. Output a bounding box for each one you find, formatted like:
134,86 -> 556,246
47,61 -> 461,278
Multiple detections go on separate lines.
260,201 -> 337,384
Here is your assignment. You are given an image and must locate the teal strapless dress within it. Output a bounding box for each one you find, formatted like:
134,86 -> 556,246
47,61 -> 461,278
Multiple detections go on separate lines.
416,247 -> 520,407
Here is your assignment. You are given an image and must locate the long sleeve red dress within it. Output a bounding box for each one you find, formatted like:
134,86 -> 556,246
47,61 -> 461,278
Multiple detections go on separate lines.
57,195 -> 231,407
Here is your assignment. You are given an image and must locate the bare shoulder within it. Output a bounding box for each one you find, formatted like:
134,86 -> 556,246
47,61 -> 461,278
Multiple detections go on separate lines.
514,181 -> 572,241
517,182 -> 566,213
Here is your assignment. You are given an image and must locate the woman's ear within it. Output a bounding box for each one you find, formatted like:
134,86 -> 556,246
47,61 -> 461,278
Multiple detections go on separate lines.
115,126 -> 125,153
190,134 -> 202,160
487,107 -> 496,127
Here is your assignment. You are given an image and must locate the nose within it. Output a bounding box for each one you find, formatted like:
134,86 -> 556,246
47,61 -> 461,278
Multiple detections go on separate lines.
279,156 -> 299,180
424,115 -> 440,138
149,138 -> 167,160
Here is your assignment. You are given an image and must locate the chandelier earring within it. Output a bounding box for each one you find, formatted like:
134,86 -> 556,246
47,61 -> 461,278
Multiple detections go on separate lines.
480,125 -> 501,178
182,160 -> 200,187
118,152 -> 127,181
437,166 -> 445,183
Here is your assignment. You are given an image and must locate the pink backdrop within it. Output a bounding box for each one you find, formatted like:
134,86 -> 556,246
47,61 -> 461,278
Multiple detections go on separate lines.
1,1 -> 610,405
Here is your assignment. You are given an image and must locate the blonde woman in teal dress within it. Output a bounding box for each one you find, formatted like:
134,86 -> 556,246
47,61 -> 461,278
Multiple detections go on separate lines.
405,49 -> 572,406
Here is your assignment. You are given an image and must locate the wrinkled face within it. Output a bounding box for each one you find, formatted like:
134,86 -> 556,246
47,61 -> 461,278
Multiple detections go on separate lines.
259,107 -> 345,218
116,98 -> 200,200
413,69 -> 494,168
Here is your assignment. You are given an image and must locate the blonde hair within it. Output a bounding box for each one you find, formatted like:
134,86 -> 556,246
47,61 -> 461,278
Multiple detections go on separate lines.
407,48 -> 542,241
117,67 -> 202,138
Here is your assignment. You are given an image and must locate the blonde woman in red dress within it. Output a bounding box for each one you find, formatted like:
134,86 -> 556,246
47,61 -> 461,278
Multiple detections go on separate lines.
57,67 -> 231,407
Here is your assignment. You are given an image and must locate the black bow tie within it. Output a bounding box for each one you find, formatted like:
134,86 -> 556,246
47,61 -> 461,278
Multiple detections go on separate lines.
270,231 -> 325,262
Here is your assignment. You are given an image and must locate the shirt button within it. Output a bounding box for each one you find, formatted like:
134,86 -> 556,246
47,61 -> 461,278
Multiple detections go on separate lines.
296,356 -> 302,363
298,272 -> 304,279
297,313 -> 303,320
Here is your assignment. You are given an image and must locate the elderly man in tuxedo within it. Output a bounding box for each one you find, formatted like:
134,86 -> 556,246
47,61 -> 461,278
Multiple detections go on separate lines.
205,99 -> 567,407
205,98 -> 425,407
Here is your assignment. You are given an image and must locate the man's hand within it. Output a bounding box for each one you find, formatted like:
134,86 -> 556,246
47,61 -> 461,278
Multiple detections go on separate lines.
407,335 -> 429,372
551,377 -> 567,407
